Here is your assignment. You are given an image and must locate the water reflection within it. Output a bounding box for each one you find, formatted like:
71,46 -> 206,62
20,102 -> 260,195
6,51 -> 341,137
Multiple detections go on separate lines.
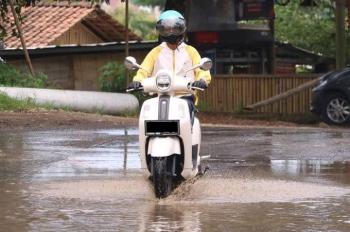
140,204 -> 201,232
20,128 -> 141,179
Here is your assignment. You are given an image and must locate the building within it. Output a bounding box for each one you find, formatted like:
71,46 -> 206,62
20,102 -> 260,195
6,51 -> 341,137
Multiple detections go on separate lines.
1,3 -> 143,90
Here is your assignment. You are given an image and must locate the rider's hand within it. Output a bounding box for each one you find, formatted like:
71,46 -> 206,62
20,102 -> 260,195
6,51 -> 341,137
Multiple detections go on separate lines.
192,79 -> 208,89
128,81 -> 142,90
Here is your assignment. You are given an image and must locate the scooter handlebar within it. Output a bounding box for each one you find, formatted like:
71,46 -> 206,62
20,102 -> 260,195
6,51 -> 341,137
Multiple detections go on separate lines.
190,86 -> 205,91
126,87 -> 144,92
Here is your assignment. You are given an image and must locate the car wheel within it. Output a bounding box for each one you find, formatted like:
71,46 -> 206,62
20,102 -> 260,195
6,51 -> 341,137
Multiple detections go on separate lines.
321,93 -> 350,125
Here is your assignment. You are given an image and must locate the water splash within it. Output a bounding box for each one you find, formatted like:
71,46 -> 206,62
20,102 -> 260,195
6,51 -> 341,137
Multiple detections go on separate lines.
166,176 -> 350,204
39,178 -> 155,201
39,175 -> 350,204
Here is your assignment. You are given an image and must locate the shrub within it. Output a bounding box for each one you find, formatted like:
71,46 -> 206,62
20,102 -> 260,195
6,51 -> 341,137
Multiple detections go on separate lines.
98,61 -> 150,109
0,62 -> 48,88
98,61 -> 126,92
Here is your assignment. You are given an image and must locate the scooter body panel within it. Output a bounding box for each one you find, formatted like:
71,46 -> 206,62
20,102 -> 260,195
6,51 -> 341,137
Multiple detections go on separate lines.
147,137 -> 181,157
138,95 -> 199,179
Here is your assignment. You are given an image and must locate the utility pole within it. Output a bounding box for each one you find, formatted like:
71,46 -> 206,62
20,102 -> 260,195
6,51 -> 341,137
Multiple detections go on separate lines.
335,0 -> 346,69
123,0 -> 130,87
9,0 -> 35,75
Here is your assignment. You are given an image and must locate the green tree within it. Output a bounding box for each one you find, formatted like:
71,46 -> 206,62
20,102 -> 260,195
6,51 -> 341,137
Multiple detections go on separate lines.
0,0 -> 30,40
131,0 -> 165,8
275,0 -> 339,57
98,61 -> 128,92
113,3 -> 157,40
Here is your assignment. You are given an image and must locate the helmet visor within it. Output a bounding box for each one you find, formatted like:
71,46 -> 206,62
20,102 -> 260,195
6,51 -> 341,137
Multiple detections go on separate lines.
156,17 -> 186,37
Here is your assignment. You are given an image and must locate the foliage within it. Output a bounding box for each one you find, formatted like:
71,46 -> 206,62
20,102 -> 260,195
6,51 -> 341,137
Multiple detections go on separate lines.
112,4 -> 157,40
131,0 -> 165,8
0,0 -> 29,39
0,62 -> 48,88
275,0 -> 339,57
98,61 -> 149,109
98,61 -> 127,92
296,64 -> 313,73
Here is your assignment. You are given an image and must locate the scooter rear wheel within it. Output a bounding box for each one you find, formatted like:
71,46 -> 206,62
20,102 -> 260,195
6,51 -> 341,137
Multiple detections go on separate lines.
152,157 -> 173,198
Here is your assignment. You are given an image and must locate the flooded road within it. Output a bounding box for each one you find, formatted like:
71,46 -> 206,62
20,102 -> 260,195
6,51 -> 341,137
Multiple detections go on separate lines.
1,126 -> 350,231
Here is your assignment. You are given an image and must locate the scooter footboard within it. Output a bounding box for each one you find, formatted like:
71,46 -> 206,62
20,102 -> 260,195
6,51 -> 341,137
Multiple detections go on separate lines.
148,137 -> 181,157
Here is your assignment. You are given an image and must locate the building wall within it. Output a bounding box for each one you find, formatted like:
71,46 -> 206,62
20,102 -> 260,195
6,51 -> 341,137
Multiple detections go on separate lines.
7,50 -> 148,91
72,50 -> 148,90
8,56 -> 75,89
51,23 -> 104,45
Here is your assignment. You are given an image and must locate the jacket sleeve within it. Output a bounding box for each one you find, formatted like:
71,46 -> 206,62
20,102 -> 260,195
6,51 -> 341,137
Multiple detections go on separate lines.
185,45 -> 212,84
133,46 -> 162,82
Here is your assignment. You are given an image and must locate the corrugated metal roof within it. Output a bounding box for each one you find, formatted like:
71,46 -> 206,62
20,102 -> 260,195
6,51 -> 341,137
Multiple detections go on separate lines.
0,41 -> 158,58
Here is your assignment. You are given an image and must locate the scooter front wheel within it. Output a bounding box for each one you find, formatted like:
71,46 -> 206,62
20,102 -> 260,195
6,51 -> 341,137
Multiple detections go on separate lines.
152,157 -> 173,198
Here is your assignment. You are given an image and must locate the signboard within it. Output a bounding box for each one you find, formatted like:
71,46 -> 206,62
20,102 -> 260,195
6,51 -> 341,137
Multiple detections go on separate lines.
236,0 -> 274,20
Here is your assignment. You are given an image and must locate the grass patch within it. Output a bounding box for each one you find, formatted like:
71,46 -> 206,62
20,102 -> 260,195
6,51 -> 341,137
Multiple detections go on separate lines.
0,93 -> 73,112
0,93 -> 39,111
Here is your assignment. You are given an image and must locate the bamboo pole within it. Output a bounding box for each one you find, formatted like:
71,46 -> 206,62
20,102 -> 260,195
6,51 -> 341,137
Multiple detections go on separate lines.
8,0 -> 35,75
244,77 -> 320,110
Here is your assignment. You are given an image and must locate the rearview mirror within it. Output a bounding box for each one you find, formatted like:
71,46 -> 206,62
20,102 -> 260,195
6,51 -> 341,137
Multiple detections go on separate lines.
199,58 -> 212,71
124,56 -> 140,70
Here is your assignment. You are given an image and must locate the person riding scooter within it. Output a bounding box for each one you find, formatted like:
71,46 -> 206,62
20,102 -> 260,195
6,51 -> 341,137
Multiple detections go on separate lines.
128,10 -> 211,116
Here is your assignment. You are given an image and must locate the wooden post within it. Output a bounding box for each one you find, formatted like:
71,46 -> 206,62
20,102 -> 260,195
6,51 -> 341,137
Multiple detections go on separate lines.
125,0 -> 130,87
244,77 -> 320,110
336,0 -> 346,69
268,15 -> 276,74
8,0 -> 35,75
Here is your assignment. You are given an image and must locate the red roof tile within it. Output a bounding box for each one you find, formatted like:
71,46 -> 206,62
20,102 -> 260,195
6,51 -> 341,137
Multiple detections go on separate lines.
4,3 -> 141,48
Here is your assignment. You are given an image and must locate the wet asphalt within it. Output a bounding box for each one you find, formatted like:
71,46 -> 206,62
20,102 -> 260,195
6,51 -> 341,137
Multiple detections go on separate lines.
1,126 -> 350,231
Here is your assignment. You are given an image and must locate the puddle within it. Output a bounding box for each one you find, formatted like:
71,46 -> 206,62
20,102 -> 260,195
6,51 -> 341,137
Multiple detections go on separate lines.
1,127 -> 350,231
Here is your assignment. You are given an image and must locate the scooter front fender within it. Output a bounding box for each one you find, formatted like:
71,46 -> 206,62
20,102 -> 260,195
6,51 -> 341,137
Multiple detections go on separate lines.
148,137 -> 181,157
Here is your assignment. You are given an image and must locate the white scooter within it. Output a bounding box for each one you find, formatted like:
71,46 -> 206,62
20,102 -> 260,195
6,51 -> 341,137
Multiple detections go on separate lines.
125,56 -> 212,198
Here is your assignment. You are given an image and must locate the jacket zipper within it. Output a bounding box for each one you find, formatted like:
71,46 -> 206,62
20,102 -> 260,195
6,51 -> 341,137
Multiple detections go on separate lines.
172,50 -> 175,75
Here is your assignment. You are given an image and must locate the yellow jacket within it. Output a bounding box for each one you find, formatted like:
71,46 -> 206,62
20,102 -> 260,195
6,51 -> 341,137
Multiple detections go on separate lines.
133,42 -> 211,87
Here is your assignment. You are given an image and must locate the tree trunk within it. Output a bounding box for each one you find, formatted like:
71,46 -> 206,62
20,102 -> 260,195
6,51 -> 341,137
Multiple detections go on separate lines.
244,77 -> 320,110
9,0 -> 35,75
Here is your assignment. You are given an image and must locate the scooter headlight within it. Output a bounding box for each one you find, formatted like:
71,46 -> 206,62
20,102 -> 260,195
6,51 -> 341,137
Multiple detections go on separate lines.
156,71 -> 171,92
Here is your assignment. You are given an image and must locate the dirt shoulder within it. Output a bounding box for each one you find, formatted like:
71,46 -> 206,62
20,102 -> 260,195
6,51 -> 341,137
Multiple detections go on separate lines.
0,110 -> 329,131
0,110 -> 138,131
